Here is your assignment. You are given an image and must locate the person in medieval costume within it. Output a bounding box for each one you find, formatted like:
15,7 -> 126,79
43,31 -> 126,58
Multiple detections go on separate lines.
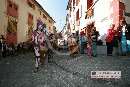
39,23 -> 48,65
87,31 -> 92,59
32,29 -> 41,72
67,34 -> 73,56
68,34 -> 79,57
32,19 -> 47,72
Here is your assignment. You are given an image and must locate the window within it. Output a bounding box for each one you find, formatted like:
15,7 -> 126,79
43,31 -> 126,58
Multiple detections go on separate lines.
76,9 -> 79,21
119,2 -> 125,10
76,9 -> 80,25
27,0 -> 35,9
43,14 -> 47,19
14,4 -> 18,11
73,0 -> 75,6
7,0 -> 18,18
39,10 -> 41,15
9,3 -> 12,8
28,13 -> 33,25
119,2 -> 125,20
87,0 -> 93,10
49,20 -> 52,23
76,0 -> 80,6
86,0 -> 93,18
49,27 -> 51,30
79,5 -> 82,18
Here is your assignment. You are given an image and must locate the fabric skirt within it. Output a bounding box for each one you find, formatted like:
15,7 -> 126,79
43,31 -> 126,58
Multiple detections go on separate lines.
40,47 -> 48,64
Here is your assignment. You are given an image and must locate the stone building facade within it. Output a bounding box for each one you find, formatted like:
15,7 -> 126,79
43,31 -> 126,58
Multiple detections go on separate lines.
0,0 -> 55,44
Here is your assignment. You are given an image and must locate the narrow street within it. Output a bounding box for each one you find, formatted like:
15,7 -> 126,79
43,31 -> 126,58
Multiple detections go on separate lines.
0,0 -> 130,87
0,46 -> 130,87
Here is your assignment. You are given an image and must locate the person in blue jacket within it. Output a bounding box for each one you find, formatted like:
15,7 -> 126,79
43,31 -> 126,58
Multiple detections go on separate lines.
91,27 -> 99,57
120,20 -> 128,56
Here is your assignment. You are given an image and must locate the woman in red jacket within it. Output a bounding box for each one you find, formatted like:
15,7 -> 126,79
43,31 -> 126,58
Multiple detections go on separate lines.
106,24 -> 115,56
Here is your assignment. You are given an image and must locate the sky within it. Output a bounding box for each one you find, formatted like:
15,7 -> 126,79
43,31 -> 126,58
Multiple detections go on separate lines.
36,0 -> 68,32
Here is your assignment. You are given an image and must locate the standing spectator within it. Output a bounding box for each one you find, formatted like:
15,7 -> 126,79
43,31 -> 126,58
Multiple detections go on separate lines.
126,25 -> 130,53
17,43 -> 21,54
22,42 -> 27,54
113,29 -> 120,56
0,35 -> 6,58
120,20 -> 128,56
80,30 -> 87,54
17,43 -> 19,54
0,39 -> 2,58
106,24 -> 115,56
91,27 -> 99,57
117,21 -> 124,56
2,41 -> 7,58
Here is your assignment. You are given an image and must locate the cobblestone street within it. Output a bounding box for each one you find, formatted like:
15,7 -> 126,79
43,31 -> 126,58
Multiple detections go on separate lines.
0,46 -> 130,87
1,0 -> 130,87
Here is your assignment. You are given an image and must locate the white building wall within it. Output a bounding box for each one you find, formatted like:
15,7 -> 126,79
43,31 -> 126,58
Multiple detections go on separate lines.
80,0 -> 87,32
94,0 -> 113,36
73,0 -> 85,33
70,10 -> 75,33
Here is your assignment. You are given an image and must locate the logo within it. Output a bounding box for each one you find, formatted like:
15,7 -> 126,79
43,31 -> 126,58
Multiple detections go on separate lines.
91,71 -> 121,79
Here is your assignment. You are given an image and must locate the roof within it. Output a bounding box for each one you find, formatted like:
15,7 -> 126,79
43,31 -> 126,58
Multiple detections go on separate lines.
33,0 -> 56,23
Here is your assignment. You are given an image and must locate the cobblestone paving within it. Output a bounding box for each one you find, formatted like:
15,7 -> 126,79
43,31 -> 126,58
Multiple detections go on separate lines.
0,46 -> 130,87
54,54 -> 130,87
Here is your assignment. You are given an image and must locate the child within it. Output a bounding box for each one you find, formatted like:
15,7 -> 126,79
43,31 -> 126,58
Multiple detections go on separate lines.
87,43 -> 92,58
87,43 -> 93,62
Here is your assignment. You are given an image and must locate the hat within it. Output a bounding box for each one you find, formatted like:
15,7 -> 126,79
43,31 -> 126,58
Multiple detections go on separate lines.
37,19 -> 43,29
